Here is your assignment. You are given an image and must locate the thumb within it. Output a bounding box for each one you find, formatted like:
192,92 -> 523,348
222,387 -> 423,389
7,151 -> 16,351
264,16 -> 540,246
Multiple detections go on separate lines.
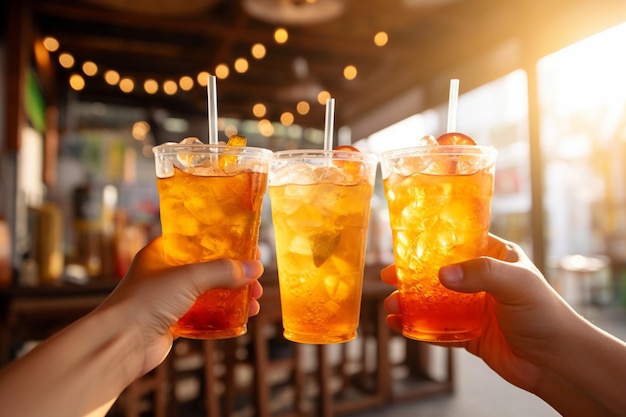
438,256 -> 543,306
180,258 -> 264,295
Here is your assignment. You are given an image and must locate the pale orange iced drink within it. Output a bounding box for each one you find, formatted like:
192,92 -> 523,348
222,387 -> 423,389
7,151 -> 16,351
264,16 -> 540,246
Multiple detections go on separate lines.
269,149 -> 378,344
380,136 -> 497,342
153,138 -> 271,339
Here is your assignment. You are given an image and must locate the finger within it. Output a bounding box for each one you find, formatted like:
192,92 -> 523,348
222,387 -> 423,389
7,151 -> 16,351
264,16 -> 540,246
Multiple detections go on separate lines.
380,264 -> 398,286
249,280 -> 263,299
248,299 -> 261,317
384,291 -> 403,333
385,315 -> 403,333
128,237 -> 166,270
438,256 -> 548,305
182,259 -> 264,294
486,234 -> 521,262
384,290 -> 400,314
248,279 -> 263,317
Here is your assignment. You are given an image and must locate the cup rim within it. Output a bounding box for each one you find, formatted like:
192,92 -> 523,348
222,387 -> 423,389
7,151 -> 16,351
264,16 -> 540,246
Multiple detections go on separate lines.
152,142 -> 273,158
272,148 -> 379,163
380,144 -> 497,160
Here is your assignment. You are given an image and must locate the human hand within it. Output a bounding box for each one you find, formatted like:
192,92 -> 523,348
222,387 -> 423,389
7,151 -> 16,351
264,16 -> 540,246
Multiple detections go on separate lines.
95,237 -> 264,376
382,234 -> 576,392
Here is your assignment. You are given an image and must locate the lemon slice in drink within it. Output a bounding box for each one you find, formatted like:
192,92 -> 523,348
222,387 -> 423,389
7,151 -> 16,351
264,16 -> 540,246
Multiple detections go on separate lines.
310,230 -> 342,267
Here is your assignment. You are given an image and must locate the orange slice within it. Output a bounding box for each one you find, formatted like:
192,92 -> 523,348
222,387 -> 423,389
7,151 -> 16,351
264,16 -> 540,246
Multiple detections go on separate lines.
436,132 -> 476,145
333,145 -> 361,176
333,145 -> 360,152
227,134 -> 247,147
435,132 -> 476,174
219,134 -> 247,170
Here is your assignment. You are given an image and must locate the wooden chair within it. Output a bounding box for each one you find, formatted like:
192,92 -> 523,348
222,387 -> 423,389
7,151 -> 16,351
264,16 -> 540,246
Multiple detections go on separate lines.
389,337 -> 455,402
317,279 -> 393,416
250,284 -> 307,417
114,363 -> 169,417
165,283 -> 313,417
317,268 -> 455,415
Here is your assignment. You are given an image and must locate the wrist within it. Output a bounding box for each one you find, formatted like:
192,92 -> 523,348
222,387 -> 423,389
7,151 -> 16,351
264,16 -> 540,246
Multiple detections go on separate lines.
536,306 -> 626,415
533,366 -> 617,417
86,304 -> 146,385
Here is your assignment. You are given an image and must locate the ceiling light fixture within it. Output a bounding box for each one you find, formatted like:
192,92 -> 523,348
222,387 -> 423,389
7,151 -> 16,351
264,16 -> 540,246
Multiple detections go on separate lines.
243,0 -> 346,25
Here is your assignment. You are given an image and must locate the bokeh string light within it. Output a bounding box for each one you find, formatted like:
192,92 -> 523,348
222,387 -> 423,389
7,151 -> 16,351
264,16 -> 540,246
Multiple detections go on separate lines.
144,79 -> 158,95
42,28 -> 389,127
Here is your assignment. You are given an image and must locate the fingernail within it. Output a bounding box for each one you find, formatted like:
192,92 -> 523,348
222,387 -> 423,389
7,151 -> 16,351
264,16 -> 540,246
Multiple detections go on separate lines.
241,260 -> 263,279
440,264 -> 463,284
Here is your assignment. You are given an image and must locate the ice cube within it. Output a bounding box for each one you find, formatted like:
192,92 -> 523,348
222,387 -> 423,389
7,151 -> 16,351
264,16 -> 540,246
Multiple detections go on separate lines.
286,206 -> 324,230
323,300 -> 342,316
289,235 -> 312,256
313,166 -> 349,185
180,137 -> 203,145
324,274 -> 350,302
418,134 -> 438,146
284,163 -> 318,185
392,156 -> 429,177
189,164 -> 227,177
454,154 -> 486,175
177,137 -> 205,169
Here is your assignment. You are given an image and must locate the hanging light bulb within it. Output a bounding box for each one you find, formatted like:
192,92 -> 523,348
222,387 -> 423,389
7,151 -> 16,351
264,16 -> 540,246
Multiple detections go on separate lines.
119,77 -> 135,93
144,79 -> 159,94
82,61 -> 98,76
104,70 -> 120,85
69,74 -> 85,90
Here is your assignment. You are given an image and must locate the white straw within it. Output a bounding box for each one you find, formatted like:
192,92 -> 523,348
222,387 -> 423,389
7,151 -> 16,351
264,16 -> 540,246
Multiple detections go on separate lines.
207,75 -> 218,144
446,79 -> 459,133
323,98 -> 335,151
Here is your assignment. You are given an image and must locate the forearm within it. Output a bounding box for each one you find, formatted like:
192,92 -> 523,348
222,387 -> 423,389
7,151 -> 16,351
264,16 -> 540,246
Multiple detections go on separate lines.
0,307 -> 142,417
535,365 -> 620,417
538,316 -> 626,416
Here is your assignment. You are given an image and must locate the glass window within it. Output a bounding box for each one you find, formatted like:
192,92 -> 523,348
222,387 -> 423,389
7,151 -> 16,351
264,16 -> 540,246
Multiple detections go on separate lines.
356,71 -> 533,261
538,22 -> 626,266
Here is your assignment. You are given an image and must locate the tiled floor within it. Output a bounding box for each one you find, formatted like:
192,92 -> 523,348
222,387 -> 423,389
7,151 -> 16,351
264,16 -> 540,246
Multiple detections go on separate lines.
344,302 -> 626,417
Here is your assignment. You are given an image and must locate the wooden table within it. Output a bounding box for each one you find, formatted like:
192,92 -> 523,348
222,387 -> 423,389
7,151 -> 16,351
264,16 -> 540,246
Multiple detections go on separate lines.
0,278 -> 118,364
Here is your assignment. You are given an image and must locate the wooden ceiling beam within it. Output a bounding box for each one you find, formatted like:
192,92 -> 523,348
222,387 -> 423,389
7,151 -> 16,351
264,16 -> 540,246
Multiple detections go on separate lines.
33,1 -> 392,57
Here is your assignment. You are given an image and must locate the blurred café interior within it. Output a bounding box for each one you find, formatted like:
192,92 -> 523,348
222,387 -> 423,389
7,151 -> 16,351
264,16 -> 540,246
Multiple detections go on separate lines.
1,0 -> 626,416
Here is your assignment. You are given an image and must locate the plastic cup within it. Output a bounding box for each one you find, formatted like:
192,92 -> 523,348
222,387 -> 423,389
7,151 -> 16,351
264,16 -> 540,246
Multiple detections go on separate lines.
380,145 -> 497,342
153,142 -> 272,339
269,149 -> 378,344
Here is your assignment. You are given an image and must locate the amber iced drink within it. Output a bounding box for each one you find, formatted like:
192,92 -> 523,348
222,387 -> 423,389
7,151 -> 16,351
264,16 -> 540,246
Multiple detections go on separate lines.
269,149 -> 378,344
153,139 -> 271,339
380,143 -> 497,342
